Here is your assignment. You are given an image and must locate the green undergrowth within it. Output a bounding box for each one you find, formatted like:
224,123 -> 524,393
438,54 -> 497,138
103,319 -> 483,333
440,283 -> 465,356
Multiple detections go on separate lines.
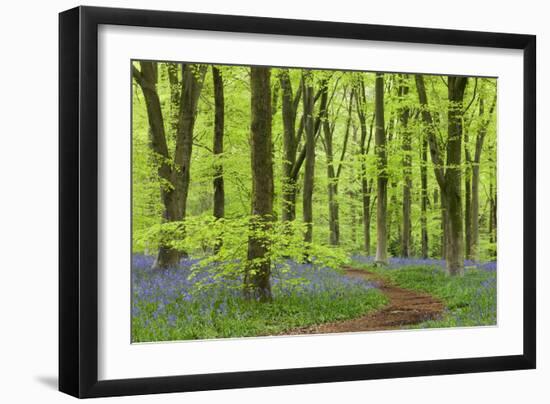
355,262 -> 497,329
132,267 -> 389,342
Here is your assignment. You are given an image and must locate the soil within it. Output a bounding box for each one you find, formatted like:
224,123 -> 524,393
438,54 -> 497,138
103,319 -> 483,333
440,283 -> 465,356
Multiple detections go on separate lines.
283,267 -> 445,335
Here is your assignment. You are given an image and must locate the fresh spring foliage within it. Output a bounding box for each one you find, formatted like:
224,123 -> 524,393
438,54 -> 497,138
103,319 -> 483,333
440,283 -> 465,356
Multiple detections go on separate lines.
135,215 -> 350,289
132,254 -> 387,341
132,59 -> 498,340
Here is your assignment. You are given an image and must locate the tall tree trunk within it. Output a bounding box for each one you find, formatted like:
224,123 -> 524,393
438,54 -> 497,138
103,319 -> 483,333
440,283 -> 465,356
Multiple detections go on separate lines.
302,70 -> 316,245
324,121 -> 339,245
471,95 -> 496,260
375,73 -> 388,264
464,144 -> 472,259
212,66 -> 225,252
416,74 -> 466,275
399,76 -> 412,257
445,76 -> 468,275
170,64 -> 207,261
324,89 -> 352,246
279,69 -> 301,223
244,67 -> 274,302
173,64 -> 207,219
416,74 -> 446,262
420,126 -> 429,258
132,62 -> 180,268
356,80 -> 374,256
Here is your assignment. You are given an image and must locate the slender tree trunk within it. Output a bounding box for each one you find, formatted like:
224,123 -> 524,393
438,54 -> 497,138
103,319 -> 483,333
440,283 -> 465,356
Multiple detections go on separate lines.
279,69 -> 301,223
302,70 -> 316,245
173,64 -> 207,219
244,67 -> 273,302
464,147 -> 472,259
132,62 -> 181,268
212,66 -> 225,252
445,76 -> 468,275
471,165 -> 481,254
420,128 -> 429,258
324,124 -> 339,245
375,73 -> 388,264
464,110 -> 473,259
399,77 -> 412,257
349,126 -> 359,246
416,74 -> 446,263
324,89 -> 352,246
471,95 -> 496,260
356,81 -> 374,256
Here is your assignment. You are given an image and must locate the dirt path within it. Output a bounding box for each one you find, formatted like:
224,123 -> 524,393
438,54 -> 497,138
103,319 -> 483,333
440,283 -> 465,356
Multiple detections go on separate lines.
284,267 -> 444,335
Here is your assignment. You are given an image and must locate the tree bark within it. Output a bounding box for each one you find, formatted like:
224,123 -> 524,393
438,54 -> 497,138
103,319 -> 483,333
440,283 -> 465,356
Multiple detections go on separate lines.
279,69 -> 301,223
375,73 -> 388,264
355,80 -> 374,256
399,76 -> 412,257
244,67 -> 274,302
212,66 -> 225,252
445,76 -> 468,275
302,70 -> 316,245
420,121 -> 429,258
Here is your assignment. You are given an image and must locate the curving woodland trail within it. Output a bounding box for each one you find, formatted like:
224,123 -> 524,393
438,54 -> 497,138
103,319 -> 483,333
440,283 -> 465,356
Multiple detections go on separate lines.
285,267 -> 444,335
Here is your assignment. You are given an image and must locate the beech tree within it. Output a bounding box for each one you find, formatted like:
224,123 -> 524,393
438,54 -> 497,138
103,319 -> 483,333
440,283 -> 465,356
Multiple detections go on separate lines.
244,66 -> 274,302
415,74 -> 468,275
375,73 -> 388,264
398,75 -> 412,257
302,69 -> 316,245
132,61 -> 206,268
212,66 -> 225,251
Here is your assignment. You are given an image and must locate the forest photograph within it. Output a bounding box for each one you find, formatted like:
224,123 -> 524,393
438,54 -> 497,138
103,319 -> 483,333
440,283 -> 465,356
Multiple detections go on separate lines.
131,60 -> 497,343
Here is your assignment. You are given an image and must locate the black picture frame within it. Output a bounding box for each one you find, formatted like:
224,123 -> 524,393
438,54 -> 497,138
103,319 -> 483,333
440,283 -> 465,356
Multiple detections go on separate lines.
59,5 -> 536,398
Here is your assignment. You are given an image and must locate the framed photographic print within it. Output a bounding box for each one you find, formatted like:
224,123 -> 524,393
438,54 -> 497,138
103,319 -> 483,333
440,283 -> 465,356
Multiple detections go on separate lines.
59,5 -> 536,398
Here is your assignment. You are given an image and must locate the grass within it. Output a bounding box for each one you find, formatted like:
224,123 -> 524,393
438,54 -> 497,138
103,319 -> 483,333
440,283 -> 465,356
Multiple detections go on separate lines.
357,260 -> 497,328
132,255 -> 388,342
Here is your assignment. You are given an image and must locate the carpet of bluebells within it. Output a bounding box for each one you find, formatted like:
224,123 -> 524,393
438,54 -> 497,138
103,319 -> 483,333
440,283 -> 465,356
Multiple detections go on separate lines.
353,256 -> 497,328
132,254 -> 387,342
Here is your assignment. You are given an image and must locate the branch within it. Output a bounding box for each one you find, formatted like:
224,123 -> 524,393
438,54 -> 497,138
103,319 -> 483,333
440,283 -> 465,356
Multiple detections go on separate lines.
415,74 -> 446,190
464,78 -> 478,113
131,64 -> 144,87
336,92 -> 354,179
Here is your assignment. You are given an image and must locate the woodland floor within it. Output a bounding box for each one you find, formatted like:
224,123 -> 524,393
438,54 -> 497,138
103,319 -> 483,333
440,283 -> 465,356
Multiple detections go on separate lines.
282,267 -> 445,334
